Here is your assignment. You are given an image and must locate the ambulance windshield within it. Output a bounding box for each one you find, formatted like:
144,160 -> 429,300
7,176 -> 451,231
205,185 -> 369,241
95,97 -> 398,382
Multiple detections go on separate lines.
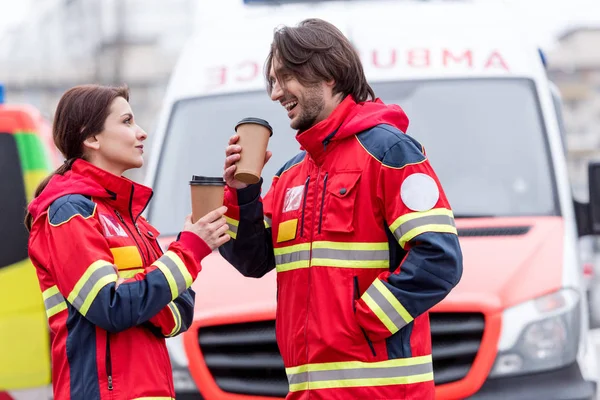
150,78 -> 558,234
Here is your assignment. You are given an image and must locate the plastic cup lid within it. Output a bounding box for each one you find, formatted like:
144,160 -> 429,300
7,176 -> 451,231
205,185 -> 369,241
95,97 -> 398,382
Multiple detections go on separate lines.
190,176 -> 226,185
235,117 -> 273,137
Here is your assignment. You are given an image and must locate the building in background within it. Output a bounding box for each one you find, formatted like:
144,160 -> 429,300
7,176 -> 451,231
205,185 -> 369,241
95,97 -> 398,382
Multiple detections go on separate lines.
547,26 -> 600,201
0,0 -> 197,180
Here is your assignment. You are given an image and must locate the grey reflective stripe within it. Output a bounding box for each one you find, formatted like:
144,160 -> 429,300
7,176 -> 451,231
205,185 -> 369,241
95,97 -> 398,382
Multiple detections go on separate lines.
44,292 -> 65,311
265,217 -> 272,227
71,264 -> 115,311
228,223 -> 238,235
365,283 -> 409,330
288,362 -> 433,385
275,250 -> 311,265
169,303 -> 181,334
160,254 -> 188,295
311,248 -> 389,261
394,214 -> 455,241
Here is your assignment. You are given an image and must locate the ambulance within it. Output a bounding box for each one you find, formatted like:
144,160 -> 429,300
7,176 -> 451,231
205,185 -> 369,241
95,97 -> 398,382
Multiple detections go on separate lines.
0,84 -> 57,399
145,0 -> 600,398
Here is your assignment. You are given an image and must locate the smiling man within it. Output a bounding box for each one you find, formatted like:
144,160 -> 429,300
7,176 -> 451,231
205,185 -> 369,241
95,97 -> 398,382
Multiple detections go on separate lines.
220,18 -> 463,400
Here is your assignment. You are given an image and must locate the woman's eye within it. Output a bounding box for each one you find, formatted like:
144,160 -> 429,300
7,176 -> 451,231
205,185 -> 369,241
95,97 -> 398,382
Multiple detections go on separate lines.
124,118 -> 132,124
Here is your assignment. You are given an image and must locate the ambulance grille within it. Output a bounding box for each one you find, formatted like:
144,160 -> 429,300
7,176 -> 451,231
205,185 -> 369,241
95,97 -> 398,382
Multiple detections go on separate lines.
198,313 -> 484,397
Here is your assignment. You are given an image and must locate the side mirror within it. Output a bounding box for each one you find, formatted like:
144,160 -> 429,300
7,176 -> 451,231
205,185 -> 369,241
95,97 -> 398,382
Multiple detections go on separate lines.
576,161 -> 600,237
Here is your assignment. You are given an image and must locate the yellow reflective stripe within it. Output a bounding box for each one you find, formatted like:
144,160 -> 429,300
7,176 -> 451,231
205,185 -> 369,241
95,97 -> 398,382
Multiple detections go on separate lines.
43,285 -> 67,318
362,292 -> 398,333
311,242 -> 388,251
119,268 -> 144,279
67,260 -> 117,316
225,216 -> 239,239
290,373 -> 434,391
275,243 -> 311,273
110,246 -> 143,271
42,285 -> 60,301
311,259 -> 388,269
311,241 -> 389,269
400,225 -> 457,248
286,354 -> 432,374
286,355 -> 433,392
362,280 -> 413,334
153,251 -> 193,300
389,208 -> 456,247
167,302 -> 182,337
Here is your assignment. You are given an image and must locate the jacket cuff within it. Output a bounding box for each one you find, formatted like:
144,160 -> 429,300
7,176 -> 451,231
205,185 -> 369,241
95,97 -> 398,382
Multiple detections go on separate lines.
178,231 -> 212,263
235,179 -> 263,205
355,279 -> 414,342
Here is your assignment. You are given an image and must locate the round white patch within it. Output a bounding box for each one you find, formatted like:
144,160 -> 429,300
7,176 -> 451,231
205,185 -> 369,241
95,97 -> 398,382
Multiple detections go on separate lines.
400,173 -> 440,212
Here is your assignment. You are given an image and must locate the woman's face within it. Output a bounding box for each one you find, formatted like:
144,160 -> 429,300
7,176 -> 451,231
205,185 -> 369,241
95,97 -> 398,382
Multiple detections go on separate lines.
84,96 -> 147,176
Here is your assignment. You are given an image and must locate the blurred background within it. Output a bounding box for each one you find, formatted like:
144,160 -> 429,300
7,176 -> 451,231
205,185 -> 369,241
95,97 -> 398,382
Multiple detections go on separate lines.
0,0 -> 597,187
3,0 -> 600,399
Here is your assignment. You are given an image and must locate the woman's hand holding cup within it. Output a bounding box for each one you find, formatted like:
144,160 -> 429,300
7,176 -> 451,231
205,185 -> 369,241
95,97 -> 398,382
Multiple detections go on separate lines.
183,206 -> 230,250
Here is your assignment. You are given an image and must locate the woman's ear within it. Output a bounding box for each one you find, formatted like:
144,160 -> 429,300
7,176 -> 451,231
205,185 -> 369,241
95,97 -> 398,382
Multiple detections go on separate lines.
83,135 -> 100,151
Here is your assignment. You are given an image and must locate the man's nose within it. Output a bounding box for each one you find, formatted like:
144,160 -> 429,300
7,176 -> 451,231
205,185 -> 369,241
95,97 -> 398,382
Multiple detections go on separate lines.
271,81 -> 283,101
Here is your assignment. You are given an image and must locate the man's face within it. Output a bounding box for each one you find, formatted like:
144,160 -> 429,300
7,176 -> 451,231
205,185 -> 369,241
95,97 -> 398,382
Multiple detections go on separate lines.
269,57 -> 331,132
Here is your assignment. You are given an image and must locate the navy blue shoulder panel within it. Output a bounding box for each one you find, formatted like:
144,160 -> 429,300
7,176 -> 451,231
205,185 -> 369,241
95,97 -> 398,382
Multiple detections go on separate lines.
275,151 -> 307,177
48,194 -> 96,226
357,124 -> 426,168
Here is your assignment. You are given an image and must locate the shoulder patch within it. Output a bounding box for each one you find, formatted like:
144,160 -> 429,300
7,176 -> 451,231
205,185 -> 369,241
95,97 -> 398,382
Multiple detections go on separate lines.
357,124 -> 426,168
49,194 -> 96,226
276,151 -> 307,177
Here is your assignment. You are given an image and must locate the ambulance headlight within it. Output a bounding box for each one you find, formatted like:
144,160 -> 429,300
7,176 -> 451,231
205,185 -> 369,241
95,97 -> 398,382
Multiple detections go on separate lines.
490,289 -> 580,378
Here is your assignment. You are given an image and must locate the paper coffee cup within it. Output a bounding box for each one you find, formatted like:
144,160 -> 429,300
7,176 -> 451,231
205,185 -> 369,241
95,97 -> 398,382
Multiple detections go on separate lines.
190,176 -> 225,223
234,117 -> 273,185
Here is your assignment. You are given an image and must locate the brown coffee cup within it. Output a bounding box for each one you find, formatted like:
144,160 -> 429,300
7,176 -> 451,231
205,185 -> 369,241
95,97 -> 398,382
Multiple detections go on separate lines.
234,117 -> 273,185
190,176 -> 225,223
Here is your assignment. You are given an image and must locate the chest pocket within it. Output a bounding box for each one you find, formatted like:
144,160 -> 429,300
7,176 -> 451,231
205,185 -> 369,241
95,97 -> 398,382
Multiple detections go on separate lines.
138,218 -> 163,258
322,171 -> 361,233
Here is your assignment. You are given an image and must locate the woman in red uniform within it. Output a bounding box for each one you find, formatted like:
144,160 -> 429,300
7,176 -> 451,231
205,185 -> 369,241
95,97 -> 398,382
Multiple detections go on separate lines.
25,84 -> 227,400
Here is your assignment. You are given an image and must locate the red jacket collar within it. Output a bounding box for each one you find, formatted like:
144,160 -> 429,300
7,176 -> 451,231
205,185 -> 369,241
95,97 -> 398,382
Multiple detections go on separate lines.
296,96 -> 360,164
70,159 -> 153,219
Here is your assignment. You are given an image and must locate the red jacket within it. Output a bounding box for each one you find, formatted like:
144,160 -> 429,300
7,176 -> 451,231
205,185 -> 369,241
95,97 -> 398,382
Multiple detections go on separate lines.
220,96 -> 463,399
27,160 -> 211,400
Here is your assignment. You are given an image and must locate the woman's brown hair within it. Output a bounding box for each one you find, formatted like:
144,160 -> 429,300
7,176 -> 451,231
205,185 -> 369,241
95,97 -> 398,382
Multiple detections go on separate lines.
265,18 -> 375,102
24,84 -> 129,230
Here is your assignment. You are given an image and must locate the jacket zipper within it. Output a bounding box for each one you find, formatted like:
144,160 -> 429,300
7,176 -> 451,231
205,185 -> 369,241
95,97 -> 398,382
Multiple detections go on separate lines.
128,185 -> 153,265
106,332 -> 113,391
114,209 -> 149,266
354,276 -> 377,357
299,176 -> 310,238
317,173 -> 328,234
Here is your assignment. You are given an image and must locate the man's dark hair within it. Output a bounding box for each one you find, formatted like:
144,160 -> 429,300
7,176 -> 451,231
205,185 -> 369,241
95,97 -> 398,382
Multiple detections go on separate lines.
265,18 -> 375,102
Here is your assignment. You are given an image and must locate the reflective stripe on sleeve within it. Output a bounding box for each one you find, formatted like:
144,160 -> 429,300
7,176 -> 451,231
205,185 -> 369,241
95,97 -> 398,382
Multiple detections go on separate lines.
362,279 -> 413,335
67,260 -> 118,316
225,216 -> 239,239
167,302 -> 182,337
43,285 -> 67,319
389,208 -> 457,248
153,251 -> 193,300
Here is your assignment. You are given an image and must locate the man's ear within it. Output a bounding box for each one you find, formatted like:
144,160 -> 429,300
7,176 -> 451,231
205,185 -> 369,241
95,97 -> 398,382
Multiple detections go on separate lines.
83,135 -> 100,151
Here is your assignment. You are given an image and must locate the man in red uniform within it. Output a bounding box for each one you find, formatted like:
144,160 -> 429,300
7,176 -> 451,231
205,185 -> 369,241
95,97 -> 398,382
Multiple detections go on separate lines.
220,18 -> 463,399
